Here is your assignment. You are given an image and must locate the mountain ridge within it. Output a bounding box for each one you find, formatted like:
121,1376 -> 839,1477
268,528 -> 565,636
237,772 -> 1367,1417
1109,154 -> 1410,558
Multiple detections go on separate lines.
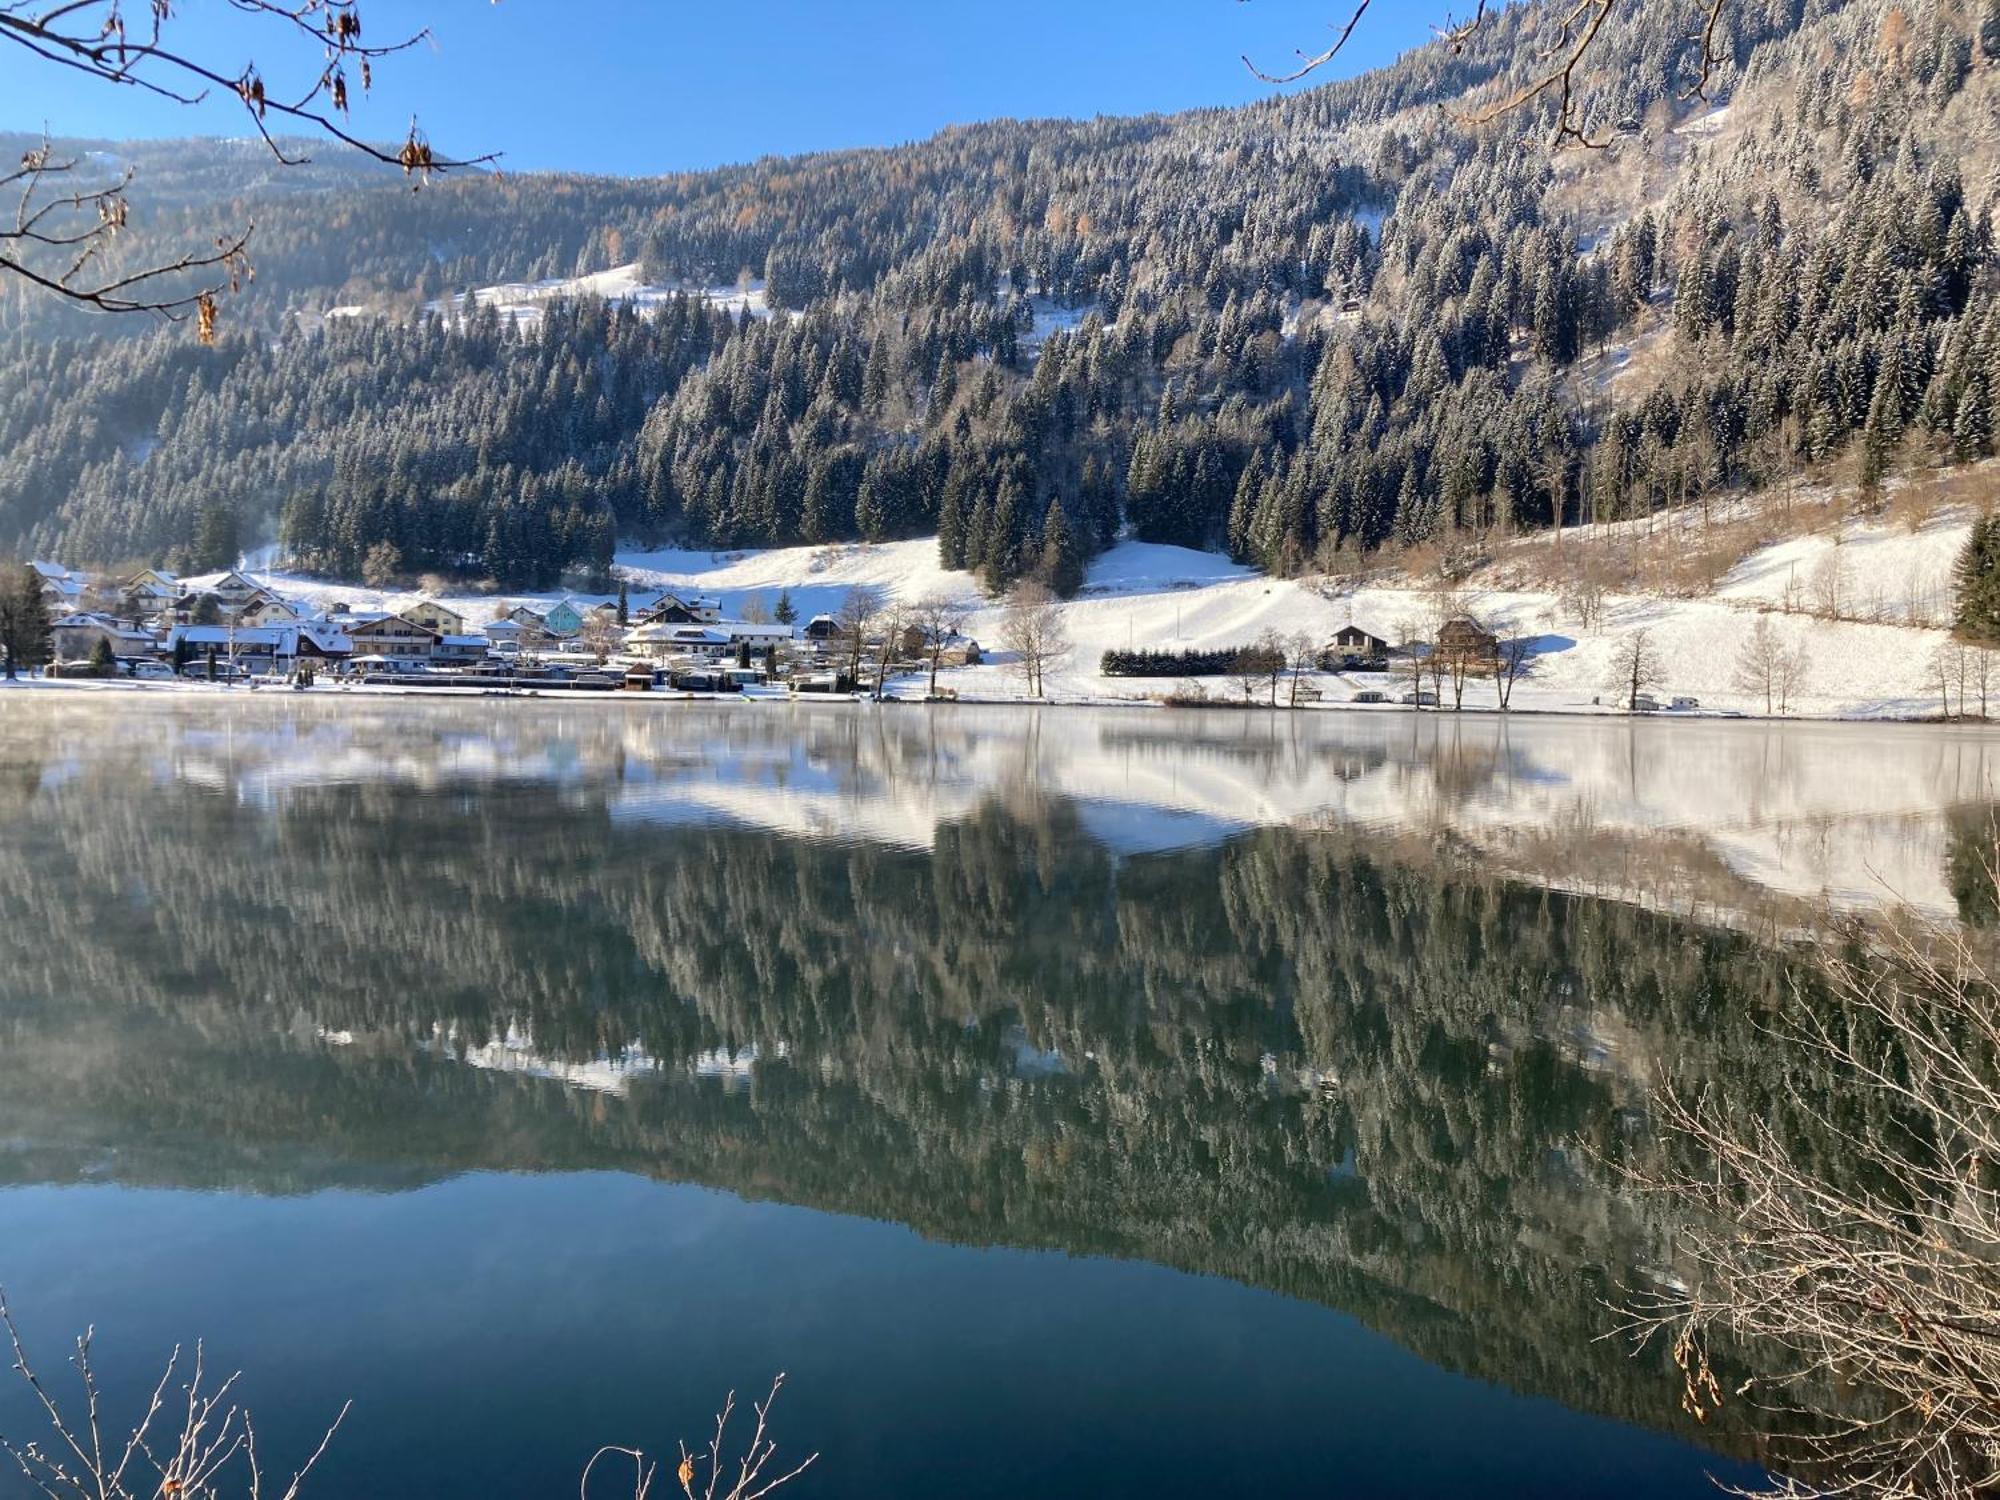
2,0 -> 1994,603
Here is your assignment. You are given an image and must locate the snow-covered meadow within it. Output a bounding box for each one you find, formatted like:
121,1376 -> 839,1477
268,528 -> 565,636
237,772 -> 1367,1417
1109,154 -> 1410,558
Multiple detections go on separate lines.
194,496 -> 1982,720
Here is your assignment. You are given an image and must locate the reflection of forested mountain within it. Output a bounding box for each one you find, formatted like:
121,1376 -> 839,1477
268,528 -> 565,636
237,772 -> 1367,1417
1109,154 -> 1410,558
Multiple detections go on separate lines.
3,717 -> 1914,1469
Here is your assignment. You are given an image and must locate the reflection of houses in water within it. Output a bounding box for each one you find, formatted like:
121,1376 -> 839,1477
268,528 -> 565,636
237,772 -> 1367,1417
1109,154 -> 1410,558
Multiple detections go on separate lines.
17,696 -> 2000,921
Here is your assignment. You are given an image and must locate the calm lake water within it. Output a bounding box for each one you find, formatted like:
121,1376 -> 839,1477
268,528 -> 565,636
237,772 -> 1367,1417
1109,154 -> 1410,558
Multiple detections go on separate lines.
2,695 -> 1996,1498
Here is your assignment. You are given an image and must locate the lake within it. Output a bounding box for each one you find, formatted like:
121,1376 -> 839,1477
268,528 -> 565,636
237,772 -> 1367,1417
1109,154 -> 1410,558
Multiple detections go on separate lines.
1,695 -> 1994,1498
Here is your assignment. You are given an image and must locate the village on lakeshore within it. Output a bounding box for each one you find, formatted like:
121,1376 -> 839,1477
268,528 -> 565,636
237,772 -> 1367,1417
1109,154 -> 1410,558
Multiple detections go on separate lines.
4,491 -> 1997,719
0,549 -> 1561,709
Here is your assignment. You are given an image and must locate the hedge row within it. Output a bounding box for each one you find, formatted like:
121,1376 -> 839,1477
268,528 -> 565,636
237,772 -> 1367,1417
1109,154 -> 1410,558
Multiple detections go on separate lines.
1101,647 -> 1254,677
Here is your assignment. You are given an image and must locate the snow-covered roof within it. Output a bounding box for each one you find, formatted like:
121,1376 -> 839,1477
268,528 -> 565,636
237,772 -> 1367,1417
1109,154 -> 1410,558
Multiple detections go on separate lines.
629,622 -> 728,645
168,624 -> 352,652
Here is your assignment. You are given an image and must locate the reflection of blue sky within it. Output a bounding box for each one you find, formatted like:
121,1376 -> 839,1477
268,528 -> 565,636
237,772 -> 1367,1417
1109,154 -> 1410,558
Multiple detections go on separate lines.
0,1175 -> 1763,1500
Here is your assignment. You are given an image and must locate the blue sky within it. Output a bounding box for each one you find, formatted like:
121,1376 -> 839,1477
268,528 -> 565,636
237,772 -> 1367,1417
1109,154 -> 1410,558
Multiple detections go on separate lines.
0,1 -> 1438,175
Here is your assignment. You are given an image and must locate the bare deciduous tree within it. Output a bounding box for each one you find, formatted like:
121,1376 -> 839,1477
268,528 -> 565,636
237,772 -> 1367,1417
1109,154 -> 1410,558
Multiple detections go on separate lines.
1241,0 -> 1731,150
580,614 -> 623,663
1557,550 -> 1610,631
1809,551 -> 1853,620
1231,630 -> 1287,706
908,592 -> 969,699
1773,632 -> 1810,715
871,599 -> 909,701
1621,906 -> 2000,1499
0,1 -> 492,330
1734,614 -> 1783,714
836,585 -> 885,682
998,581 -> 1070,699
1495,633 -> 1536,710
1605,626 -> 1663,710
1285,630 -> 1320,707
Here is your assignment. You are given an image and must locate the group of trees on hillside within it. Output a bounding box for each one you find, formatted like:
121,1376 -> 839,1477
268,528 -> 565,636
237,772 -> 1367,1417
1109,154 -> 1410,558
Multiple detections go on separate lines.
8,0 -> 1998,597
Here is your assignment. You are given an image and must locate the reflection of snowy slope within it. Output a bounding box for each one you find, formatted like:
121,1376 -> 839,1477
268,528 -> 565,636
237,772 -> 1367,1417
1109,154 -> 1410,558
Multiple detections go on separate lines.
406,1024 -> 767,1097
1072,800 -> 1248,858
36,697 -> 1998,921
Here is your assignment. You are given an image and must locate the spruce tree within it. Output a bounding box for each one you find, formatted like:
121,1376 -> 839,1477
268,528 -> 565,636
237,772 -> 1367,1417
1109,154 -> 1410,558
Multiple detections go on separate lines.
1039,500 -> 1085,598
1955,513 -> 2000,643
0,563 -> 52,679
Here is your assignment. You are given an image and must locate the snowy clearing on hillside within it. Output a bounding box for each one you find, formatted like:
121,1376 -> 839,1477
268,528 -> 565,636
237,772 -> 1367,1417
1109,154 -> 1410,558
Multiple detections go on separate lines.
314,264 -> 774,330
427,263 -> 772,329
1019,298 -> 1103,351
1715,506 -> 1963,625
202,504 -> 1974,722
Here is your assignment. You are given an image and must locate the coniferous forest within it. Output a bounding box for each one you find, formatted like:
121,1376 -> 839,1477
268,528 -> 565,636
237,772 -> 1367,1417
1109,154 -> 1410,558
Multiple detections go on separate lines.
1,0 -> 1996,591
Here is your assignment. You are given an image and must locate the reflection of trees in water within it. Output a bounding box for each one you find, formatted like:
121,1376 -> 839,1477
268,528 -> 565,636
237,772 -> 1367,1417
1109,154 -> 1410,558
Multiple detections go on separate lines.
1947,805 -> 2000,927
0,758 -> 1885,1470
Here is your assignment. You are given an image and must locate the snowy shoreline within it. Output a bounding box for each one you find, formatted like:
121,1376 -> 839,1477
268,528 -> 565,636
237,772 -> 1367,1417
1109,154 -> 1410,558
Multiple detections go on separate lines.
3,674 -> 1984,726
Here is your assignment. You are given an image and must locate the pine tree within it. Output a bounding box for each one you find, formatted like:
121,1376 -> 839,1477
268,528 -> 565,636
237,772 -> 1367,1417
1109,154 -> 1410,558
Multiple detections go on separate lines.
0,563 -> 52,679
192,499 -> 240,573
1955,512 -> 2000,643
1039,500 -> 1085,598
616,581 -> 630,627
937,479 -> 967,571
1954,373 -> 1993,460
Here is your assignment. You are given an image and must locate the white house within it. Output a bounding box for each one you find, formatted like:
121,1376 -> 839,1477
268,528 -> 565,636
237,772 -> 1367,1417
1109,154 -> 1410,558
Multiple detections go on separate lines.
720,622 -> 795,652
237,595 -> 304,628
52,613 -> 156,663
626,622 -> 731,661
30,561 -> 84,608
435,633 -> 491,663
167,623 -> 352,672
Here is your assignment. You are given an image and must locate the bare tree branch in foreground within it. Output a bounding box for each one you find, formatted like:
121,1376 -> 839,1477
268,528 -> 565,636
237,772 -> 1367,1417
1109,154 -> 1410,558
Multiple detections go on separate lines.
582,1375 -> 818,1500
0,1289 -> 350,1500
0,0 -> 495,330
1241,0 -> 1732,148
1619,899 -> 2000,1498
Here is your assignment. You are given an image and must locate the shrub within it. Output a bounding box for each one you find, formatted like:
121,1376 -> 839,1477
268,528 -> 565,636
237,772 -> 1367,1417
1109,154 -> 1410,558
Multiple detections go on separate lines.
1101,646 -> 1245,677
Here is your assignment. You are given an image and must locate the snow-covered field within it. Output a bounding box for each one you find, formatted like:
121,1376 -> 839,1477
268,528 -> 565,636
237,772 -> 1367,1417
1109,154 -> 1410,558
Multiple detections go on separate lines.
324,262 -> 773,331
176,498 -> 1979,720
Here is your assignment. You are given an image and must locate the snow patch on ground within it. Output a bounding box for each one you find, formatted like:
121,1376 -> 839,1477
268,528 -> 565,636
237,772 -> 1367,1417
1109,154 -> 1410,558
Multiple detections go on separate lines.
1019,297 -> 1101,350
1676,104 -> 1732,137
1716,507 -> 1964,625
427,262 -> 772,330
